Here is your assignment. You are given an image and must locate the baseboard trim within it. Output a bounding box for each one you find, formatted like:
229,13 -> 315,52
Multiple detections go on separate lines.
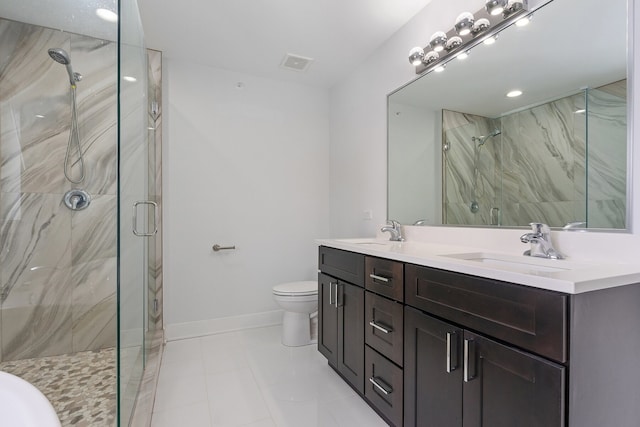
165,310 -> 283,341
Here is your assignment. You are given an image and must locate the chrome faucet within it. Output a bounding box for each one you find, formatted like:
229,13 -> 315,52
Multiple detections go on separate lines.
381,220 -> 404,242
520,223 -> 564,259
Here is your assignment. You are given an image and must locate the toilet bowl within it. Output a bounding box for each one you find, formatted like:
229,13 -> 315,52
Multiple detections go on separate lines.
272,281 -> 318,346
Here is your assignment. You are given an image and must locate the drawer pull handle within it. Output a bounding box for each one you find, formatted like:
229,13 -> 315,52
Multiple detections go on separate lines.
328,282 -> 335,306
463,338 -> 476,382
369,321 -> 393,334
446,331 -> 458,373
369,376 -> 393,395
369,274 -> 390,283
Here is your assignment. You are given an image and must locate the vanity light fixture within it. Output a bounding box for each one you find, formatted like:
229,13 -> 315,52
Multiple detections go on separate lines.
408,47 -> 425,65
457,51 -> 470,60
485,0 -> 507,16
429,31 -> 448,52
506,89 -> 523,97
455,12 -> 475,36
408,0 -> 529,75
434,64 -> 446,72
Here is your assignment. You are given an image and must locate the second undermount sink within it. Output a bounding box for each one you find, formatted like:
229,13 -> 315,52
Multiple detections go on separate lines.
442,252 -> 573,274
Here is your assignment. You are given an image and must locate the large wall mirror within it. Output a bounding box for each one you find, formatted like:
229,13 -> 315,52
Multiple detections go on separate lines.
388,0 -> 629,230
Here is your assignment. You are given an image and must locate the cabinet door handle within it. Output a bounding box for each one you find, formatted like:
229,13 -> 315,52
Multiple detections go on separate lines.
336,283 -> 343,308
463,338 -> 476,382
369,376 -> 393,395
446,331 -> 458,373
329,281 -> 336,306
369,273 -> 390,283
369,321 -> 393,334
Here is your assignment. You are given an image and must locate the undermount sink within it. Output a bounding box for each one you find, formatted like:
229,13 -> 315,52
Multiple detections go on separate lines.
442,252 -> 573,274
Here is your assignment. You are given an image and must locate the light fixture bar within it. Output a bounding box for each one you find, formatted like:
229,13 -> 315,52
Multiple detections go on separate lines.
414,0 -> 529,75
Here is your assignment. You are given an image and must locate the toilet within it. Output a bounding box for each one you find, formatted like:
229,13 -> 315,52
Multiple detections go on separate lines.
272,281 -> 318,346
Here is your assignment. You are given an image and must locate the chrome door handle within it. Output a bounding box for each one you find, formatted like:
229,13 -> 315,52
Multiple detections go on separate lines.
132,201 -> 158,237
369,377 -> 393,395
369,273 -> 390,283
329,281 -> 336,306
446,332 -> 458,373
369,321 -> 393,334
463,338 -> 476,382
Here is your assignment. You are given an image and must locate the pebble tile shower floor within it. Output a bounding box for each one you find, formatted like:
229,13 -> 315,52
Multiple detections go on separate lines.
0,348 -> 116,426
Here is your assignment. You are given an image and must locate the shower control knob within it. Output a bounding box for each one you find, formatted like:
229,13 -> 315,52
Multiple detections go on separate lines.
63,189 -> 91,211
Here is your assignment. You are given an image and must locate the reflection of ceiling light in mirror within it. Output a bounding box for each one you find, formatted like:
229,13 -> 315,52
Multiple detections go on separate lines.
454,12 -> 475,36
35,114 -> 45,118
429,31 -> 448,53
575,109 -> 586,114
483,36 -> 497,45
516,14 -> 533,27
96,8 -> 118,23
434,64 -> 446,73
457,51 -> 469,60
485,0 -> 507,16
507,90 -> 523,97
408,47 -> 425,66
123,76 -> 137,82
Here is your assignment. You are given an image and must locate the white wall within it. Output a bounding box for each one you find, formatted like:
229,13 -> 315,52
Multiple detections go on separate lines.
328,0 -> 640,261
163,60 -> 330,338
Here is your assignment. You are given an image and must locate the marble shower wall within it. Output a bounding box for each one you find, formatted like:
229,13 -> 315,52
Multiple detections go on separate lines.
443,82 -> 627,229
0,18 -> 117,361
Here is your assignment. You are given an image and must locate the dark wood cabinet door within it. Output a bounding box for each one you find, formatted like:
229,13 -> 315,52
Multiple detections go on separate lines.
318,273 -> 338,366
404,307 -> 463,427
462,331 -> 565,427
338,281 -> 365,394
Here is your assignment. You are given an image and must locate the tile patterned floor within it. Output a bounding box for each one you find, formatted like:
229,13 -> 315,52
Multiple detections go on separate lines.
0,348 -> 116,426
151,326 -> 388,427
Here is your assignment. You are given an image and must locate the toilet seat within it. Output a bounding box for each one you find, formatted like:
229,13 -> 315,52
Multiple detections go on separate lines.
273,281 -> 317,297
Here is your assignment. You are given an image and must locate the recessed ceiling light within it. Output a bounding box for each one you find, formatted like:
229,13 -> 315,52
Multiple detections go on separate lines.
123,76 -> 137,82
507,90 -> 523,98
96,8 -> 118,23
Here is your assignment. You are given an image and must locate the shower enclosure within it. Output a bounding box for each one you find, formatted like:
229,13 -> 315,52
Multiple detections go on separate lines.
0,0 -> 162,425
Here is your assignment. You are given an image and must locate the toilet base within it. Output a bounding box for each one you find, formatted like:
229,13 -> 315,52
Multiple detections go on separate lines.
282,311 -> 313,347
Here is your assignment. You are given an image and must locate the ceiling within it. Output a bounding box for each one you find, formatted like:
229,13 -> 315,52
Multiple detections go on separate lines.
137,0 -> 434,88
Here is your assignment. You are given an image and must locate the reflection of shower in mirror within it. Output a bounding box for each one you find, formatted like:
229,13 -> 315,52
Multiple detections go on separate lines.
470,129 -> 501,214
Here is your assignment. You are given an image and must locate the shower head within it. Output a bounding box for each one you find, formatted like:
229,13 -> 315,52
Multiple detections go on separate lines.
48,48 -> 82,86
474,129 -> 502,145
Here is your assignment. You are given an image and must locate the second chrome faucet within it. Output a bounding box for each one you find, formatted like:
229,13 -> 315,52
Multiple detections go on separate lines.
520,223 -> 564,259
381,220 -> 404,241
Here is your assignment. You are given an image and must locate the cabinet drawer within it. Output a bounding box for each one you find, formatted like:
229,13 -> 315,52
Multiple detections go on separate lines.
319,246 -> 365,287
405,264 -> 568,363
365,256 -> 404,302
365,346 -> 403,427
365,292 -> 403,367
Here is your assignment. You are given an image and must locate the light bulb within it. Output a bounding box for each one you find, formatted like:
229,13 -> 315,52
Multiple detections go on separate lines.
455,12 -> 475,36
408,47 -> 425,66
429,32 -> 448,53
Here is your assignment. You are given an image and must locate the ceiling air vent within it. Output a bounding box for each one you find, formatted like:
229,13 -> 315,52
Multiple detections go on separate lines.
280,53 -> 314,72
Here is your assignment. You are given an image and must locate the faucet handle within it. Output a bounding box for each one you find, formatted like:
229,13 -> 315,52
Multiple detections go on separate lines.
529,222 -> 550,234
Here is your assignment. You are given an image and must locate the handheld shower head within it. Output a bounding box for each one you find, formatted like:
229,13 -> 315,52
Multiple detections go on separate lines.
48,48 -> 82,86
474,129 -> 502,145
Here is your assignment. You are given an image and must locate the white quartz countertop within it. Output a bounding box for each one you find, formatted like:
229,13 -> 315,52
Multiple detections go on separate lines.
316,238 -> 640,294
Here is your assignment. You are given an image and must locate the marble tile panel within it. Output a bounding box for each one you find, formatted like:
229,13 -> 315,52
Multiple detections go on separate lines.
588,199 -> 626,229
71,257 -> 116,352
71,194 -> 116,265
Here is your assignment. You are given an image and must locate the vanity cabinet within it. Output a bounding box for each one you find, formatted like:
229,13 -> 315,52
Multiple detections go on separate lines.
404,306 -> 565,427
318,245 -> 640,427
318,247 -> 365,394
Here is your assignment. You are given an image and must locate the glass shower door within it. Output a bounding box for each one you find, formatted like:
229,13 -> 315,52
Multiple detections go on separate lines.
118,0 -> 151,424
